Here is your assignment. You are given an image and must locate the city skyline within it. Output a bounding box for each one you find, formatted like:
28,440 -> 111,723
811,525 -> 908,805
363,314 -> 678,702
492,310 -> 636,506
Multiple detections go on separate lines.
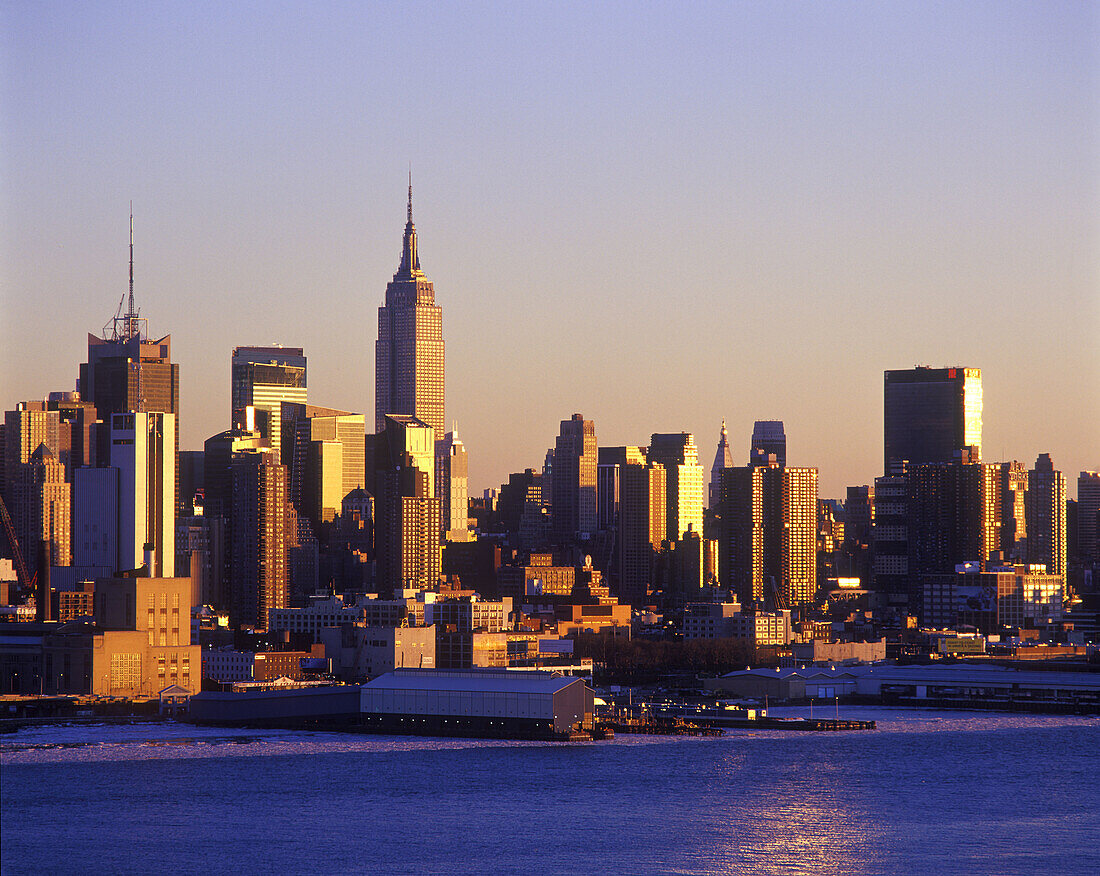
2,3 -> 1097,498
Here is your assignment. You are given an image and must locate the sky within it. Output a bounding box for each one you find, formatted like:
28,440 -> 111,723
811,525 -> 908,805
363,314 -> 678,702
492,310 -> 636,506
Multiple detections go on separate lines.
2,1 -> 1097,499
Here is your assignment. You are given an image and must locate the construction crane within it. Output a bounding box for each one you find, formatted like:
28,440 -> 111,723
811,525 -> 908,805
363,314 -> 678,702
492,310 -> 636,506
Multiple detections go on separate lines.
0,494 -> 31,595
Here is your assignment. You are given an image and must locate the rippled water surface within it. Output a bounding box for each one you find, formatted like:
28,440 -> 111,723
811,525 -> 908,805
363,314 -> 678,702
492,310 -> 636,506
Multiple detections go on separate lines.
2,707 -> 1098,875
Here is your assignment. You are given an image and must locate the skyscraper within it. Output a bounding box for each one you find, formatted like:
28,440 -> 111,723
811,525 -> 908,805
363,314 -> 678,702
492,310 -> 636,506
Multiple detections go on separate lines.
110,412 -> 176,577
1026,454 -> 1066,578
884,366 -> 981,471
1079,472 -> 1100,564
375,183 -> 444,443
551,414 -> 598,542
230,346 -> 307,461
750,421 -> 786,467
717,461 -> 818,608
374,415 -> 441,593
229,447 -> 287,629
709,420 -> 733,509
79,213 -> 181,510
436,427 -> 471,542
649,432 -> 704,542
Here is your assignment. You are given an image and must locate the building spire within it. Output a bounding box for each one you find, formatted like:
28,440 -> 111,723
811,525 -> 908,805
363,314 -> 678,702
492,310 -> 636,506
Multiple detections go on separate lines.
396,176 -> 421,278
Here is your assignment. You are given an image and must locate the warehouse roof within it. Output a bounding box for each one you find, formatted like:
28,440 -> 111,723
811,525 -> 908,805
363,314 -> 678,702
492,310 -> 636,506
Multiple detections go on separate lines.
364,668 -> 580,695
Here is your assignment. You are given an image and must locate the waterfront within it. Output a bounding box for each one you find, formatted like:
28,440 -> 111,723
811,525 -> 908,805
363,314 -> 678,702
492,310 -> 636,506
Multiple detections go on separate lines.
2,708 -> 1098,875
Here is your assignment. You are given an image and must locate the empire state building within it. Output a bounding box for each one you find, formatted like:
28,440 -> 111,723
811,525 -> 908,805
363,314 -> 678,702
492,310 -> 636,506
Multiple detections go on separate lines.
375,183 -> 444,442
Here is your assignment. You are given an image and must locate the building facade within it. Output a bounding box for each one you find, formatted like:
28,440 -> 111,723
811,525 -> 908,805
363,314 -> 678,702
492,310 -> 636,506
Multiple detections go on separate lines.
375,185 -> 444,442
884,366 -> 982,471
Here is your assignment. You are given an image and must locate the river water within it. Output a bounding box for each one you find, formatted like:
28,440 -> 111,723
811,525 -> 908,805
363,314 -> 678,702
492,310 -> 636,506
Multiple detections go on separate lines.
2,707 -> 1098,875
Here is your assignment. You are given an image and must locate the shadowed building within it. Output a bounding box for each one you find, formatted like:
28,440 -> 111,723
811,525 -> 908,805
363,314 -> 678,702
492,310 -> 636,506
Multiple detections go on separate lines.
750,421 -> 786,467
884,366 -> 981,471
1026,454 -> 1065,578
229,448 -> 287,630
552,414 -> 598,543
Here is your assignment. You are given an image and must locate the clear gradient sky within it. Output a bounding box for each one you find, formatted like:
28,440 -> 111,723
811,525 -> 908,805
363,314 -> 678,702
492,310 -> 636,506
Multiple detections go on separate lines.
2,2 -> 1097,499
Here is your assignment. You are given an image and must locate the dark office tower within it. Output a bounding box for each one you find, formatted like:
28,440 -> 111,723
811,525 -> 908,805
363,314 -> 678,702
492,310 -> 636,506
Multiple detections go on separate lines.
1079,472 -> 1100,564
709,420 -> 734,509
1026,454 -> 1066,578
497,469 -> 545,541
906,454 -> 1002,619
598,447 -> 664,603
551,414 -> 597,542
374,415 -> 441,594
229,448 -> 287,630
230,346 -> 307,462
616,460 -> 666,606
649,433 -> 704,542
749,421 -> 786,467
843,485 -> 875,583
883,366 -> 982,471
79,212 -> 181,510
872,468 -> 909,606
281,404 -> 366,527
999,461 -> 1028,561
375,182 -> 444,443
717,462 -> 818,608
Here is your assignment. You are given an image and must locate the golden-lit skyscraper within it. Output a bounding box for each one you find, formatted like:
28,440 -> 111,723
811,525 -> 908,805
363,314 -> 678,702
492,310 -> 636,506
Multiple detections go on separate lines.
649,432 -> 704,542
376,183 -> 444,443
718,462 -> 818,608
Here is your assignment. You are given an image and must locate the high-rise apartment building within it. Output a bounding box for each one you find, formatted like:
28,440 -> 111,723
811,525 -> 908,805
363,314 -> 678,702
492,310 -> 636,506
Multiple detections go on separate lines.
1026,454 -> 1066,578
230,346 -> 307,462
709,420 -> 734,509
718,462 -> 818,608
229,447 -> 287,629
552,414 -> 598,542
374,415 -> 441,593
649,432 -> 704,542
750,420 -> 786,467
375,185 -> 444,443
884,366 -> 981,471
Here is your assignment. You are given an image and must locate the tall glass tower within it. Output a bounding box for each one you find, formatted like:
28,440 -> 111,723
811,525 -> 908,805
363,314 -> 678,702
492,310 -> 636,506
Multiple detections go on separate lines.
884,366 -> 982,472
375,182 -> 444,443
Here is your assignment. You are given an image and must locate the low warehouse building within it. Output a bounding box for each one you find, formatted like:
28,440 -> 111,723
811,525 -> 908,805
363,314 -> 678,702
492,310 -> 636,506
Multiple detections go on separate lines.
360,668 -> 593,739
188,683 -> 361,728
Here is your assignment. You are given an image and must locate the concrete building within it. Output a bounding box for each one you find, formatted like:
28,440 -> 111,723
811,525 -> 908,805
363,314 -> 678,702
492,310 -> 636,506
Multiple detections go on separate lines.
320,624 -> 436,679
790,638 -> 887,664
230,346 -> 307,462
884,366 -> 982,471
498,554 -> 576,599
552,414 -> 598,542
375,183 -> 444,442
